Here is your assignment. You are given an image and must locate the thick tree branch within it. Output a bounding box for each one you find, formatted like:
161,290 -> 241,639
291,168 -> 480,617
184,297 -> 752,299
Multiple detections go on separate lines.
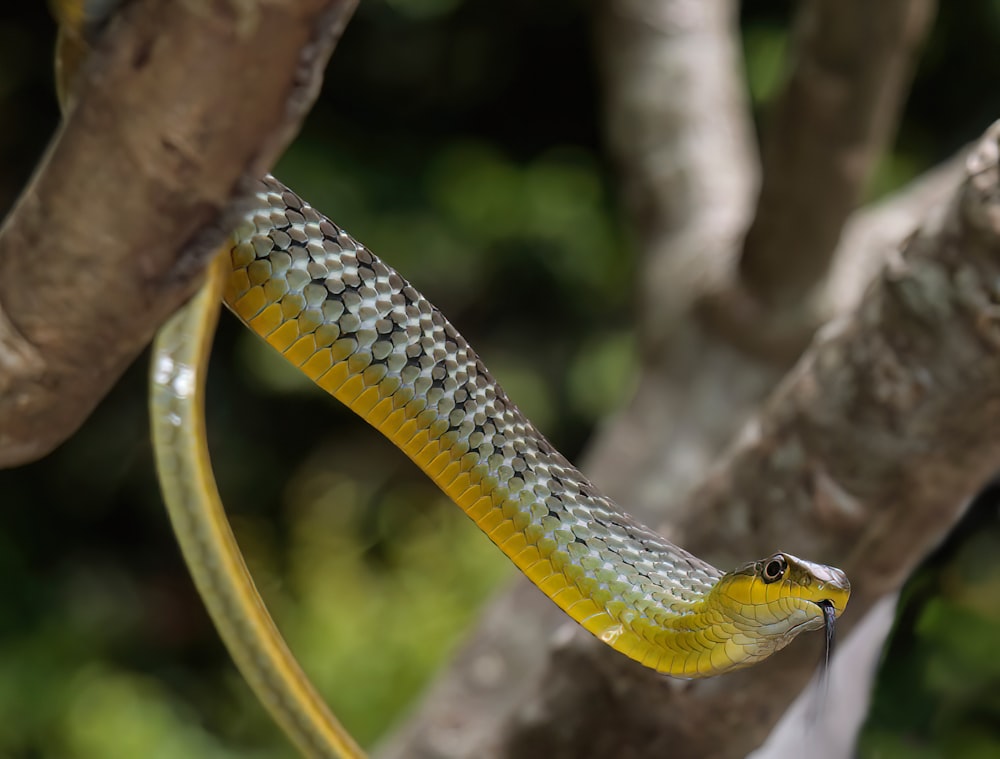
491,122 -> 1000,759
739,0 -> 935,312
0,0 -> 357,468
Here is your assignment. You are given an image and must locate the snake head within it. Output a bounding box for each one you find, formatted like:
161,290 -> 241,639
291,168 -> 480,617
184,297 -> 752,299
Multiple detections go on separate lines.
712,552 -> 851,664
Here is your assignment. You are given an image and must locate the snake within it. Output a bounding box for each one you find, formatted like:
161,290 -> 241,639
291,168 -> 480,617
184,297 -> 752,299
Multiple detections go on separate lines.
153,177 -> 850,756
54,4 -> 850,758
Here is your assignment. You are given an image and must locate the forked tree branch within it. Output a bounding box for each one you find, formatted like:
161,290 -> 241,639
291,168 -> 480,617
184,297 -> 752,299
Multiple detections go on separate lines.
0,0 -> 357,468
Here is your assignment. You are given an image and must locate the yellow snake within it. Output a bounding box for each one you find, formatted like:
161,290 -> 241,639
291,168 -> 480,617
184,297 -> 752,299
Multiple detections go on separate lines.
55,4 -> 850,758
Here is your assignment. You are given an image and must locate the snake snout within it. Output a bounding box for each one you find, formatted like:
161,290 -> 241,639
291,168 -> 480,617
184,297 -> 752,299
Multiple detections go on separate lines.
812,565 -> 851,616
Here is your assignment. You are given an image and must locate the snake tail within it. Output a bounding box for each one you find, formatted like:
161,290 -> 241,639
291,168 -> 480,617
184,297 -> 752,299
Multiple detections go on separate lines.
150,256 -> 365,759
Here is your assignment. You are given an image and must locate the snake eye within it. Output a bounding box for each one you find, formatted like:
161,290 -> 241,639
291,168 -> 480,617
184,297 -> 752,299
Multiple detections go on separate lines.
761,554 -> 787,584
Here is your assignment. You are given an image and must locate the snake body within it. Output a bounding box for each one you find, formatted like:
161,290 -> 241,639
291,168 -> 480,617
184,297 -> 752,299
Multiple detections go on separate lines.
220,176 -> 850,678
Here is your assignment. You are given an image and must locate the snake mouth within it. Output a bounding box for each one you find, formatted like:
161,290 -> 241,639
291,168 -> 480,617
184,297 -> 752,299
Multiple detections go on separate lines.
816,599 -> 838,626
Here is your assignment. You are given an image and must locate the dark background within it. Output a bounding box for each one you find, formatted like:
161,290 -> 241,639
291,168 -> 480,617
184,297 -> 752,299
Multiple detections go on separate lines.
1,2 -> 1000,756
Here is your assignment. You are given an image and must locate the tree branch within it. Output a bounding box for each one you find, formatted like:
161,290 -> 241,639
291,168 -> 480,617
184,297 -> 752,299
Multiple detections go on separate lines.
0,0 -> 357,468
597,0 -> 758,349
820,149 -> 966,318
698,0 -> 936,364
739,0 -> 935,312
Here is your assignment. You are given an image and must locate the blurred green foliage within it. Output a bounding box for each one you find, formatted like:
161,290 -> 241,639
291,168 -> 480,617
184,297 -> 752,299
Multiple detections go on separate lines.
1,1 -> 1000,757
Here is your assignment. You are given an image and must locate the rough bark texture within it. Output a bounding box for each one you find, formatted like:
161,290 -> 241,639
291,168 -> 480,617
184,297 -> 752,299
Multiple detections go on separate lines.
820,150 -> 966,318
739,0 -> 935,311
0,0 -> 357,468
